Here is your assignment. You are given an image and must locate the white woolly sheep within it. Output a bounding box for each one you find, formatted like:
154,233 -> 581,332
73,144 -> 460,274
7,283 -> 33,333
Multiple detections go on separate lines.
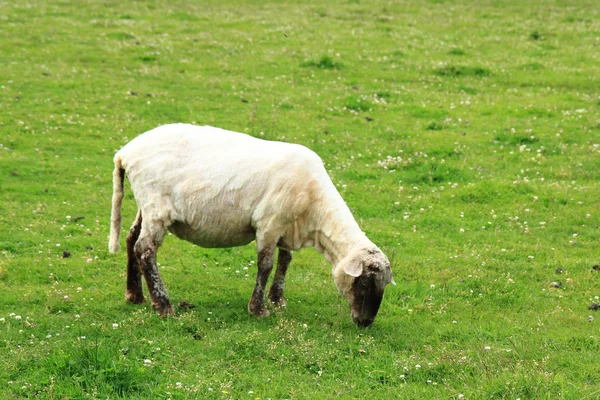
109,123 -> 394,327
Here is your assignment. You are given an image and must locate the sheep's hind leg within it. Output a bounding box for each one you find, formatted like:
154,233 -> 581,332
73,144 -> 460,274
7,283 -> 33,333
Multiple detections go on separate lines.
248,245 -> 275,317
135,222 -> 173,316
268,248 -> 292,308
126,210 -> 145,304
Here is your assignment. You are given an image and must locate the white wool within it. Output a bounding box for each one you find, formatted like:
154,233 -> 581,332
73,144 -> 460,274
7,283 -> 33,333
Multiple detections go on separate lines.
109,124 -> 373,269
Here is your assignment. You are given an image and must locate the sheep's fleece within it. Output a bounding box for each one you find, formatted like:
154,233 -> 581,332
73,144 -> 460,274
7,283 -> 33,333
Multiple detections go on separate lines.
109,123 -> 394,326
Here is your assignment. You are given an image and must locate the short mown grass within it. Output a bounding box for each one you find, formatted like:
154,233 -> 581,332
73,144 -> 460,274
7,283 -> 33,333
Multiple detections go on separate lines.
1,0 -> 600,398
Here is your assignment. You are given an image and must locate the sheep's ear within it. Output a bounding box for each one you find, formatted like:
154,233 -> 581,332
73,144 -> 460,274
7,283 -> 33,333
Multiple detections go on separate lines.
343,259 -> 363,277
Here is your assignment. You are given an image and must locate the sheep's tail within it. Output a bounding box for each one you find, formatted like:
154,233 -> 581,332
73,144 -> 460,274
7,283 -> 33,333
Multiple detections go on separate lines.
109,156 -> 125,253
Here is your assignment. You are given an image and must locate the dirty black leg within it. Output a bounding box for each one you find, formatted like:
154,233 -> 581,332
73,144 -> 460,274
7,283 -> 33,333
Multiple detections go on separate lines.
126,211 -> 145,304
268,248 -> 292,307
248,246 -> 275,317
135,232 -> 173,317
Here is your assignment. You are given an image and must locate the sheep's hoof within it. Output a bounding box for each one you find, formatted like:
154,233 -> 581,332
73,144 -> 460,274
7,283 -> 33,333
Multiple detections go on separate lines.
160,307 -> 175,317
248,302 -> 270,317
153,303 -> 175,317
269,297 -> 287,308
126,291 -> 146,304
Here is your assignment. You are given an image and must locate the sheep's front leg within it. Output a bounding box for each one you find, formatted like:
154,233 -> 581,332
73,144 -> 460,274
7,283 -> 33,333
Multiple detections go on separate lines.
126,211 -> 145,304
268,248 -> 292,307
248,246 -> 275,317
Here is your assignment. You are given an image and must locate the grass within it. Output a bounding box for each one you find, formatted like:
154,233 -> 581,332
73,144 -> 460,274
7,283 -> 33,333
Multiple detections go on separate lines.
1,0 -> 599,398
301,55 -> 343,70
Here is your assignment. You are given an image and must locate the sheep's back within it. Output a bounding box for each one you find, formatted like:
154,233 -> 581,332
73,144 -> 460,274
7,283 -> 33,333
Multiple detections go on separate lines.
115,124 -> 328,246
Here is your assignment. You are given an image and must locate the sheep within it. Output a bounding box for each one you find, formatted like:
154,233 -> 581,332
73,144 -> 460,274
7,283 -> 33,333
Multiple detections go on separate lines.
109,123 -> 395,327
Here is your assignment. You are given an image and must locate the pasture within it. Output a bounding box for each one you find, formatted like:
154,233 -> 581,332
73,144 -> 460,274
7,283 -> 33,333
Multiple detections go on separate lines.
1,0 -> 599,398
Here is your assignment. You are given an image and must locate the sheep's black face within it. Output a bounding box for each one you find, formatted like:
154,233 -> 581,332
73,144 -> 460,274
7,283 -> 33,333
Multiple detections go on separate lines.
350,274 -> 385,328
333,247 -> 394,327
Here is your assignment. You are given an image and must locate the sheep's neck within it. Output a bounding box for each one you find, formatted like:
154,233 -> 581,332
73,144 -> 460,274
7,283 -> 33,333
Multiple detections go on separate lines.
308,200 -> 370,266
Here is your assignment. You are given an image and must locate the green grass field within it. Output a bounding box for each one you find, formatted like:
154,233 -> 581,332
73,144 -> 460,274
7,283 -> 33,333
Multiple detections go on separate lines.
1,0 -> 600,398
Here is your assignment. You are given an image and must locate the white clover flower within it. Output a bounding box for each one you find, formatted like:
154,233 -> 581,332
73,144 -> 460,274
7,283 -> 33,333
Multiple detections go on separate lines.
15,315 -> 22,320
144,359 -> 152,366
112,323 -> 119,329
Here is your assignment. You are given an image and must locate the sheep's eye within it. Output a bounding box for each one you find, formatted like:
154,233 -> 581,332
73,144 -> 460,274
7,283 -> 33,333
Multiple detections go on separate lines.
361,279 -> 368,287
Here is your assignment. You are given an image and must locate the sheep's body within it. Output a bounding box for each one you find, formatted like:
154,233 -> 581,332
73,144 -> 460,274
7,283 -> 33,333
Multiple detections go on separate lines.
109,124 -> 393,326
111,124 -> 361,256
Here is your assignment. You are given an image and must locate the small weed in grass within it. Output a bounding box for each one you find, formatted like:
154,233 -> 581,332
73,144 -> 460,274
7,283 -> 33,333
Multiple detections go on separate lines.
107,32 -> 135,40
529,30 -> 543,40
458,85 -> 477,94
519,62 -> 545,70
375,91 -> 393,102
345,95 -> 371,112
434,65 -> 491,77
448,48 -> 466,56
494,132 -> 539,145
426,121 -> 443,131
138,55 -> 157,63
301,55 -> 342,70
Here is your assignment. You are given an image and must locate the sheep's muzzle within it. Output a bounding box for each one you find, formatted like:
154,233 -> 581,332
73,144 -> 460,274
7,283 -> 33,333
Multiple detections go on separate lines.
350,275 -> 384,328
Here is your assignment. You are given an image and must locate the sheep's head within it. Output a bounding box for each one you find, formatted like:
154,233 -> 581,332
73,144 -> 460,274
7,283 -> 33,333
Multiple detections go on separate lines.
333,247 -> 394,327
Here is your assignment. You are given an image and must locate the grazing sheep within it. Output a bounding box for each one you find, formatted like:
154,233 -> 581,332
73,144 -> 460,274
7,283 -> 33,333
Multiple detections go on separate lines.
109,124 -> 394,327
